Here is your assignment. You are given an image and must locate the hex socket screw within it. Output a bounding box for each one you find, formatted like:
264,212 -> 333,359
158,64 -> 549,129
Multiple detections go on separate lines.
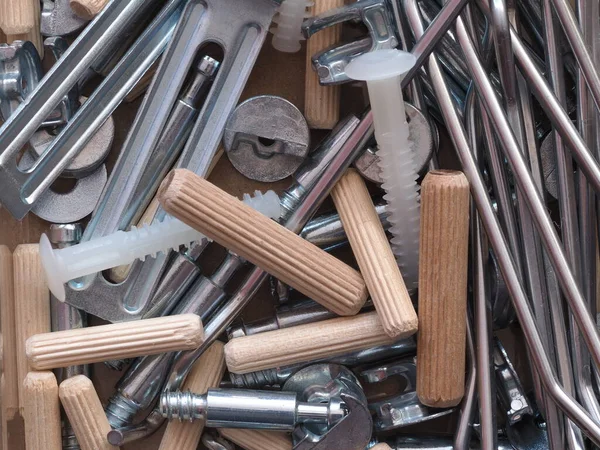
39,190 -> 281,301
346,49 -> 421,291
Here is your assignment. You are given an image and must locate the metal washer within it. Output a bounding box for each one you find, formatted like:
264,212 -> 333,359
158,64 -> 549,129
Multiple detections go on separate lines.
223,95 -> 310,182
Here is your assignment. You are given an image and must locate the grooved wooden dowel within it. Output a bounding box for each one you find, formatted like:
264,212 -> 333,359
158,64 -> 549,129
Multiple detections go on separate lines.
224,311 -> 395,374
304,0 -> 343,129
219,429 -> 292,450
0,246 -> 18,421
159,341 -> 227,450
0,0 -> 34,35
5,0 -> 43,57
14,244 -> 51,412
59,375 -> 119,450
23,371 -> 62,450
371,444 -> 392,450
332,169 -> 418,338
70,0 -> 108,19
158,169 -> 368,316
417,170 -> 469,408
26,314 -> 204,370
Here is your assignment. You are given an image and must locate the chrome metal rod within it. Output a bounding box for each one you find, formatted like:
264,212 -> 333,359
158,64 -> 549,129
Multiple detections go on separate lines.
455,15 -> 600,380
405,0 -> 600,442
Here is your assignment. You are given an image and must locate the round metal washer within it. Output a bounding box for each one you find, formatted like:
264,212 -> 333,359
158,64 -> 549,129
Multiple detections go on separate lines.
353,102 -> 436,183
30,165 -> 108,223
29,97 -> 114,178
223,95 -> 310,182
19,151 -> 108,223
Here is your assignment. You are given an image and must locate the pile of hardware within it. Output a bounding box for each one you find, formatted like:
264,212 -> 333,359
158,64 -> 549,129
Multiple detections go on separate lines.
0,0 -> 599,448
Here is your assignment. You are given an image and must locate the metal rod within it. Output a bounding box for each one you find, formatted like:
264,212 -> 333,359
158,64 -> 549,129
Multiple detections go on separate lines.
405,0 -> 600,442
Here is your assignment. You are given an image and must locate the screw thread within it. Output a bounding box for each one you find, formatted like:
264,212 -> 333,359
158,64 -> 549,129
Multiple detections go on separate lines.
229,369 -> 281,389
160,390 -> 207,422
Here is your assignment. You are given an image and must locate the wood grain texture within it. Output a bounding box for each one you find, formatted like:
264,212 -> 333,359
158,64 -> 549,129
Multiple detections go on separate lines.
219,429 -> 292,450
4,0 -> 43,57
26,314 -> 204,370
158,169 -> 368,316
331,170 -> 418,338
224,311 -> 395,374
13,244 -> 51,412
0,246 -> 18,420
59,375 -> 119,450
158,341 -> 227,450
69,0 -> 108,20
0,0 -> 34,34
417,170 -> 469,408
304,0 -> 342,129
22,371 -> 61,450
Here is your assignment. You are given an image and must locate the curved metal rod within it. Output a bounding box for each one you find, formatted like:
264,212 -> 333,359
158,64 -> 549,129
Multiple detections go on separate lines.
549,0 -> 600,116
475,0 -> 600,195
454,12 -> 600,381
540,0 -> 600,428
404,0 -> 600,442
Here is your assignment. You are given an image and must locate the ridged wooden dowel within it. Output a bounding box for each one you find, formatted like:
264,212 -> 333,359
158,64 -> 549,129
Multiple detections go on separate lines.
59,375 -> 119,450
371,444 -> 392,450
14,244 -> 51,412
27,314 -> 204,370
158,341 -> 227,450
0,247 -> 18,421
225,311 -> 395,374
332,169 -> 418,338
23,371 -> 62,450
159,169 -> 368,316
417,170 -> 470,408
5,0 -> 43,57
70,0 -> 108,20
0,0 -> 34,35
219,429 -> 292,450
305,0 -> 343,129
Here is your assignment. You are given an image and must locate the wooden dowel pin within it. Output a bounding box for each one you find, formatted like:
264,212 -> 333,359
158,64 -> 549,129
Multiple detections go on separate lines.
59,375 -> 119,450
371,444 -> 392,450
158,169 -> 368,316
0,246 -> 18,421
27,314 -> 204,370
23,371 -> 62,450
224,311 -> 395,374
70,0 -> 108,20
304,0 -> 343,129
331,169 -> 418,338
219,428 -> 293,450
0,0 -> 34,35
4,0 -> 43,57
14,244 -> 51,411
417,170 -> 470,408
158,341 -> 227,450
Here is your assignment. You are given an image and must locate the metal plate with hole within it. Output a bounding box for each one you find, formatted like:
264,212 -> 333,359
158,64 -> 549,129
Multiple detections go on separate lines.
223,95 -> 310,182
353,102 -> 436,183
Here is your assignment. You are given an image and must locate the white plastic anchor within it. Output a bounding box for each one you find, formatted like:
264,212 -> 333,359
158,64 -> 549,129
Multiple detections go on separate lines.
271,0 -> 313,53
346,49 -> 421,291
40,190 -> 281,302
